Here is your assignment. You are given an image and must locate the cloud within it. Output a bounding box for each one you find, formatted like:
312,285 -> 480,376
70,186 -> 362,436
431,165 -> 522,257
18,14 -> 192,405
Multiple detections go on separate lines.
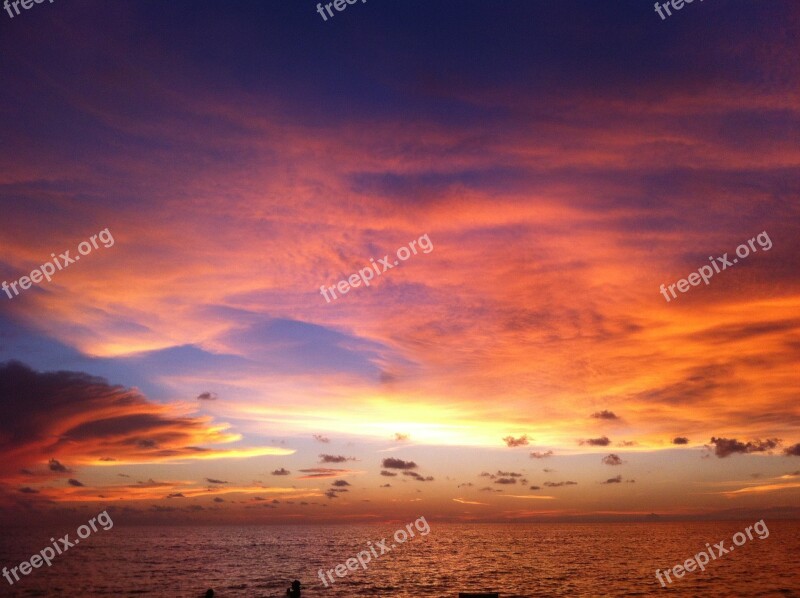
313,434 -> 330,443
319,454 -> 356,463
580,436 -> 611,446
205,478 -> 228,484
672,437 -> 690,445
196,392 -> 217,401
502,435 -> 529,447
382,458 -> 417,470
99,457 -> 117,462
530,451 -> 553,459
49,459 -> 70,473
601,454 -> 623,466
213,497 -> 224,503
590,410 -> 619,420
479,487 -> 502,493
453,498 -> 488,505
67,479 -> 84,487
393,433 -> 409,442
542,468 -> 555,473
496,471 -> 522,477
601,475 -> 623,484
380,484 -> 391,488
543,481 -> 577,487
784,443 -> 800,457
331,480 -> 351,487
617,441 -> 636,447
297,468 -> 353,479
529,485 -> 541,490
0,362 -> 290,481
167,493 -> 185,498
19,487 -> 39,494
271,468 -> 291,476
402,471 -> 434,482
457,482 -> 474,488
380,470 -> 397,477
494,477 -> 518,485
709,437 -> 781,458
479,472 -> 496,479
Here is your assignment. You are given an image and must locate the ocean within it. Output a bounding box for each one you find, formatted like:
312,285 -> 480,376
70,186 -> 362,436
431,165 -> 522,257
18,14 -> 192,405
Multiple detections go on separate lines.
0,521 -> 798,597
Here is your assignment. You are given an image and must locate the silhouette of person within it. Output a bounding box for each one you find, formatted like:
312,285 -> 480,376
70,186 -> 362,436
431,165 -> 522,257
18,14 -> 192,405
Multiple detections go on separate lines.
286,579 -> 302,597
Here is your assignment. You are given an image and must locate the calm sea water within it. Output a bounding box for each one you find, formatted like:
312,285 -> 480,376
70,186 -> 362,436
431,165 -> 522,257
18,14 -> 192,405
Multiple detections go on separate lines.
0,521 -> 797,597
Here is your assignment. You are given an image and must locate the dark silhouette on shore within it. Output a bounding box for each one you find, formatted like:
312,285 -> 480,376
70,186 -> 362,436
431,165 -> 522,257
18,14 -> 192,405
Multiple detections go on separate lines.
286,579 -> 302,597
204,590 -> 214,598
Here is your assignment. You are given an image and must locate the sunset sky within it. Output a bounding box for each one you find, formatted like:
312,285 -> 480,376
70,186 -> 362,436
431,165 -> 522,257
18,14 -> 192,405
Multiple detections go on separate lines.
0,0 -> 798,525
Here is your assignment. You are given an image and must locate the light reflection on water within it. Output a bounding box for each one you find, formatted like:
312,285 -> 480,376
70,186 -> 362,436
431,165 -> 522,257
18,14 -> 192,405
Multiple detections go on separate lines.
0,521 -> 797,597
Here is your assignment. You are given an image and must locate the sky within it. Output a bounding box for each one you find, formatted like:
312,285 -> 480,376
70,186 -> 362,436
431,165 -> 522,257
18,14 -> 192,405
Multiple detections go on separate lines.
0,0 -> 798,525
